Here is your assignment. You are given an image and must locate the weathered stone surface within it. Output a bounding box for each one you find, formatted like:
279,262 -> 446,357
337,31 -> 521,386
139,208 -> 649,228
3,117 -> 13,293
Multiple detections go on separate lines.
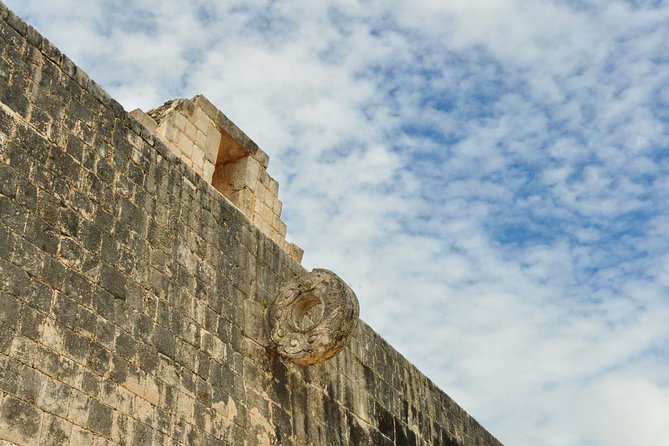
144,95 -> 301,262
86,398 -> 112,436
0,396 -> 42,445
0,3 -> 503,445
267,268 -> 359,365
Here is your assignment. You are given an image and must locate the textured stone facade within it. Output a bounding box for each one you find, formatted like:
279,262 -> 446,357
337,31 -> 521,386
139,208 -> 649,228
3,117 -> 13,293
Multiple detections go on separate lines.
0,2 -> 503,445
130,97 -> 303,263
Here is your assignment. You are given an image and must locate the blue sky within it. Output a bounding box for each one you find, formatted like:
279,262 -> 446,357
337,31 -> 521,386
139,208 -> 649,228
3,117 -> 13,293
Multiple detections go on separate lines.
6,0 -> 669,444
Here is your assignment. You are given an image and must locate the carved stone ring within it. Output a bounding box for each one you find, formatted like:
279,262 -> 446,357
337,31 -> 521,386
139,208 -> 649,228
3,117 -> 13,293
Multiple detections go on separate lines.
266,269 -> 360,365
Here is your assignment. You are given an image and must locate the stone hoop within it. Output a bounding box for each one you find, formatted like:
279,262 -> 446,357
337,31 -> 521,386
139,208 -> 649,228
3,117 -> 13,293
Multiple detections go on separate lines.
266,269 -> 360,366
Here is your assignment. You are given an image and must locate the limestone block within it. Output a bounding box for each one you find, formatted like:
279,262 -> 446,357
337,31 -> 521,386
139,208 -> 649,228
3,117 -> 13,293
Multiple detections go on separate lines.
264,193 -> 277,217
192,95 -> 220,121
163,120 -> 178,144
134,397 -> 153,425
289,243 -> 304,262
266,228 -> 278,244
129,109 -> 157,133
184,120 -> 197,142
252,149 -> 270,169
273,198 -> 282,217
68,391 -> 90,426
261,202 -> 273,223
0,396 -> 43,445
178,133 -> 194,158
203,161 -> 215,183
254,183 -> 265,204
204,124 -> 222,163
267,177 -> 279,195
86,399 -> 113,437
192,147 -> 205,172
268,223 -> 278,239
275,219 -> 287,238
259,170 -> 270,187
226,156 -> 261,192
37,377 -> 70,416
70,425 -> 94,446
253,195 -> 264,216
262,184 -> 274,206
194,108 -> 209,133
166,141 -> 180,157
195,129 -> 207,150
174,112 -> 187,132
230,189 -> 255,216
41,317 -> 64,351
176,391 -> 194,419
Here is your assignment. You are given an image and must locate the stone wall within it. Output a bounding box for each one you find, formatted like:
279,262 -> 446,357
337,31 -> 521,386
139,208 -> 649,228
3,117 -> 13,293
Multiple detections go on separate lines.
130,96 -> 303,263
0,3 -> 503,445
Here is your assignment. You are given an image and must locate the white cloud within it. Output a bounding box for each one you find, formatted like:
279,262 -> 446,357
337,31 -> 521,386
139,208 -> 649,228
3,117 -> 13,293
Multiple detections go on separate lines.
6,0 -> 669,445
575,376 -> 669,446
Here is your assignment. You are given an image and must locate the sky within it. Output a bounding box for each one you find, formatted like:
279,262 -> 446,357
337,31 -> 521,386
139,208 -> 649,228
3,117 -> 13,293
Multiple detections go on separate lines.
5,0 -> 669,444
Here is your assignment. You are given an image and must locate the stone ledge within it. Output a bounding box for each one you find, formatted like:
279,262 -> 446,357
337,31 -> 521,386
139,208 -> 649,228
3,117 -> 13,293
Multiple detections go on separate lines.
139,96 -> 303,263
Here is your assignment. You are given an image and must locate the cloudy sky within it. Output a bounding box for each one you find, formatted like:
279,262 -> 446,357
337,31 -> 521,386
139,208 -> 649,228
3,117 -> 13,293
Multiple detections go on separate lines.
6,0 -> 669,444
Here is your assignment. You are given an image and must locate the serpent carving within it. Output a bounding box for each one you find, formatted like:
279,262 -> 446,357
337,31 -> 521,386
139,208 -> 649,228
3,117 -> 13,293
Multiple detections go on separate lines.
266,269 -> 359,365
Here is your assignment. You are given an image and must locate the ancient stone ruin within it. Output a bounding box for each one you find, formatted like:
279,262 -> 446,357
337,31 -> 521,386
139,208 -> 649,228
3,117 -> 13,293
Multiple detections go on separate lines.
130,96 -> 304,263
266,269 -> 360,367
0,2 -> 503,445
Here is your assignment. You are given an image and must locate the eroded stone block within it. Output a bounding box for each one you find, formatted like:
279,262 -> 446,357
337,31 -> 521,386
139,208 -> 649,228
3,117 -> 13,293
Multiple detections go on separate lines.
267,269 -> 359,366
0,396 -> 42,445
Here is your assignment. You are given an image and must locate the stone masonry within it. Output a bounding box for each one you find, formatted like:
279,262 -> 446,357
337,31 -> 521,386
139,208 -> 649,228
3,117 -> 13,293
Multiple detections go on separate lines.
130,97 -> 303,263
0,2 -> 504,445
